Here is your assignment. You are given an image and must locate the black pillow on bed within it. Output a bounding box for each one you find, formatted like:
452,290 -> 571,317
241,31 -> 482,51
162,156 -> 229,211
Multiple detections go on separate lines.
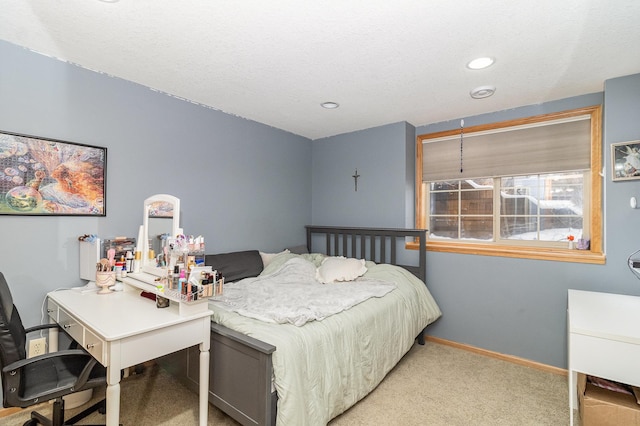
286,244 -> 309,254
205,250 -> 264,282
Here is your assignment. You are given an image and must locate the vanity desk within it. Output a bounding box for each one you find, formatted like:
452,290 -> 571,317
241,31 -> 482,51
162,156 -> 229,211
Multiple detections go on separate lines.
47,280 -> 212,426
567,289 -> 640,425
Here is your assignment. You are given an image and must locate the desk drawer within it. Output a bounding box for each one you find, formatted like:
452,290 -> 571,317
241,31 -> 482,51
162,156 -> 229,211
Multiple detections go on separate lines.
84,328 -> 106,366
58,307 -> 84,344
47,299 -> 59,322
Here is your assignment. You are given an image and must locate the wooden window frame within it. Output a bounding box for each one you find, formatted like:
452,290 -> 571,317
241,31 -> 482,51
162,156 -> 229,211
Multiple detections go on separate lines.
410,106 -> 604,264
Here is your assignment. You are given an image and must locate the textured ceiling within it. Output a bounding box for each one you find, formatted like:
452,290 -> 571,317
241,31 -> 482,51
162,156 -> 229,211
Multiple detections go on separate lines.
2,1 -> 640,140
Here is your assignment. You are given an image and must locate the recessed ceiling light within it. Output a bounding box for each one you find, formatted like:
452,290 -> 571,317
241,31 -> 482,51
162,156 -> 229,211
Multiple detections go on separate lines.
467,57 -> 495,70
470,85 -> 496,99
321,102 -> 340,109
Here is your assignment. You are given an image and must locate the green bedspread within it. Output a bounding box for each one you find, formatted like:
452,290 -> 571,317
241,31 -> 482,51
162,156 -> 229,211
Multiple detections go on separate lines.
209,253 -> 442,426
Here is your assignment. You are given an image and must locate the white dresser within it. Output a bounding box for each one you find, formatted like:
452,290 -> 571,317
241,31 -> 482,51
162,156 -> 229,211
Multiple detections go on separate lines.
567,289 -> 640,425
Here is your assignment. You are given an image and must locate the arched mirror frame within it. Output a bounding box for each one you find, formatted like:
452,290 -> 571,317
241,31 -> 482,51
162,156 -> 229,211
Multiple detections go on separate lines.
140,194 -> 181,276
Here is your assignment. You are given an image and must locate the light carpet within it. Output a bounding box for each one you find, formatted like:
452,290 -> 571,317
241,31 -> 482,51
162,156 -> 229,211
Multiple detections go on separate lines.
2,342 -> 573,425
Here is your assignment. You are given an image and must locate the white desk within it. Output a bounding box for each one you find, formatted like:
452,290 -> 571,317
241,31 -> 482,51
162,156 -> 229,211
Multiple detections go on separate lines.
47,285 -> 212,426
567,289 -> 640,425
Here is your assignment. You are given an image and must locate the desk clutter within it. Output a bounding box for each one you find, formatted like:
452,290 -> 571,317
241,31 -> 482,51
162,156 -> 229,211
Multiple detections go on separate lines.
151,233 -> 224,305
79,235 -> 136,280
79,232 -> 223,305
156,266 -> 224,305
79,235 -> 135,294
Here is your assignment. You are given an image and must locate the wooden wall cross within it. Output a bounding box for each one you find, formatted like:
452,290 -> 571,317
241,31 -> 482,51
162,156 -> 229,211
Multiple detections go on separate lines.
352,169 -> 360,191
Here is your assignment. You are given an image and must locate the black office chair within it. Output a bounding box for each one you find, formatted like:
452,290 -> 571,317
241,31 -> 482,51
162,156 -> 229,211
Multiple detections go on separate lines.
0,272 -> 107,426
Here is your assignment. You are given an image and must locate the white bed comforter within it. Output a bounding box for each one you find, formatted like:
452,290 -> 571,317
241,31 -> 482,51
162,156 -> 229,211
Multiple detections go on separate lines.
209,253 -> 442,426
211,257 -> 396,326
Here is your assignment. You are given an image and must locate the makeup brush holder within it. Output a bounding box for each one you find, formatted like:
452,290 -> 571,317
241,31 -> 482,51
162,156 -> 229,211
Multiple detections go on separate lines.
96,271 -> 116,294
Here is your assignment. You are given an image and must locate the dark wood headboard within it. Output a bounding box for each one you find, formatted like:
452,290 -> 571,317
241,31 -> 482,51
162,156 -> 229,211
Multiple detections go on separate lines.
305,226 -> 427,282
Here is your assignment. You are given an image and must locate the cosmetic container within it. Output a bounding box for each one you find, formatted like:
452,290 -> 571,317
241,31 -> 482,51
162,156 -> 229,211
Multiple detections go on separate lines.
133,251 -> 141,273
172,265 -> 180,290
178,269 -> 186,294
156,295 -> 170,308
125,251 -> 133,272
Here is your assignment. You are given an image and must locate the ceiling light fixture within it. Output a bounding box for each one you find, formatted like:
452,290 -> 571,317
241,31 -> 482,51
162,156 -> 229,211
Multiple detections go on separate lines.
321,102 -> 340,109
470,85 -> 496,99
467,57 -> 495,70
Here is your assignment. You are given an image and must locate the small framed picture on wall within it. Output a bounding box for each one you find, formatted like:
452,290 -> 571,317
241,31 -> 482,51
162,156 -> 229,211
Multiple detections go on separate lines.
611,140 -> 640,181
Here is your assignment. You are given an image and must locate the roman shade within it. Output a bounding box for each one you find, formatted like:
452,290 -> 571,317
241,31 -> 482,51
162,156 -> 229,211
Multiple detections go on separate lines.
421,116 -> 592,182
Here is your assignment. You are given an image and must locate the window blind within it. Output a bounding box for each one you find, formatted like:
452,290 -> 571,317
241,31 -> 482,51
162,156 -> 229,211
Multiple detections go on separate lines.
421,117 -> 591,182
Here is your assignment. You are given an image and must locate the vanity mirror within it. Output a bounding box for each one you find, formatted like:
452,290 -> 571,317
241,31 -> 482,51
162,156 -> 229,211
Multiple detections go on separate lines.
123,193 -> 210,315
139,194 -> 182,276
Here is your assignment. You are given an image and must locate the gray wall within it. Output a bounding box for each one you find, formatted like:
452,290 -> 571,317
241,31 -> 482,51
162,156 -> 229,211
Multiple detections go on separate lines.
312,121 -> 416,228
0,41 -> 312,331
313,84 -> 640,369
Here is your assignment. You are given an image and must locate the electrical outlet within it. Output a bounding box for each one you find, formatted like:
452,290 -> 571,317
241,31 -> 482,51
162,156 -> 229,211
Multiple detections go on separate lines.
28,337 -> 47,358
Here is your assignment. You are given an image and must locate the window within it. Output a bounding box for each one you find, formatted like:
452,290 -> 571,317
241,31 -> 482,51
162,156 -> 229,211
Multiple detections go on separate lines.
415,106 -> 604,264
429,172 -> 586,243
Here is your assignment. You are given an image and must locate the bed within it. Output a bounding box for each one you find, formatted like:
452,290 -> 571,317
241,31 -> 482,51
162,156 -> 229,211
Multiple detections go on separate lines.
161,226 -> 441,426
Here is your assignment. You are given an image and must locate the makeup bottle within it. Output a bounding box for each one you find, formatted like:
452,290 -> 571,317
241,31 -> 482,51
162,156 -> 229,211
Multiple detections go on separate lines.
178,269 -> 186,295
125,251 -> 133,273
172,265 -> 180,290
186,269 -> 192,301
192,283 -> 198,301
200,274 -> 209,298
215,271 -> 224,297
165,269 -> 172,290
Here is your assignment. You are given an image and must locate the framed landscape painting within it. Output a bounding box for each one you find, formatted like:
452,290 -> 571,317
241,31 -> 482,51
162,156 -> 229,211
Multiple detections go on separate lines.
0,130 -> 106,216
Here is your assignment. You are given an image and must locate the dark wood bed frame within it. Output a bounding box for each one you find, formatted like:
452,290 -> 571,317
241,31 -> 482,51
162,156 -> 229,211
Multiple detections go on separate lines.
160,226 -> 427,426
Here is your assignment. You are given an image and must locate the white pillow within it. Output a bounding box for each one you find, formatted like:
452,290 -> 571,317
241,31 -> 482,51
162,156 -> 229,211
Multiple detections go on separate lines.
260,249 -> 290,267
316,256 -> 367,284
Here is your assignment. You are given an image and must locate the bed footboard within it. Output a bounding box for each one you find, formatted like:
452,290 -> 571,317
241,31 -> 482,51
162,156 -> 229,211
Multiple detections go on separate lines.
160,323 -> 277,426
209,323 -> 277,426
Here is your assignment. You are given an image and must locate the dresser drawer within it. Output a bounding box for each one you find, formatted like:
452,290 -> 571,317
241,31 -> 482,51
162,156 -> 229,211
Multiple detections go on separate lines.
57,307 -> 84,344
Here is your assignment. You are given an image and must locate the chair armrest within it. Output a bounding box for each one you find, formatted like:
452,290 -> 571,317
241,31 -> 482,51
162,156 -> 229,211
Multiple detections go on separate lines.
2,349 -> 92,373
24,323 -> 61,334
